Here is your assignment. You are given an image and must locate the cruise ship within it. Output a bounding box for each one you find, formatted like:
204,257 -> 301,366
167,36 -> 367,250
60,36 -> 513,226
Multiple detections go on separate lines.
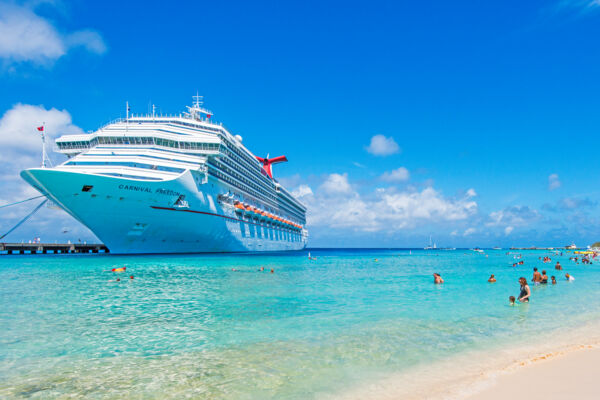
20,97 -> 308,253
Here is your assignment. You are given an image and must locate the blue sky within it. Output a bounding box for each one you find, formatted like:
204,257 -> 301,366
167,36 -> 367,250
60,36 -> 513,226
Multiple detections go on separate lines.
1,0 -> 600,247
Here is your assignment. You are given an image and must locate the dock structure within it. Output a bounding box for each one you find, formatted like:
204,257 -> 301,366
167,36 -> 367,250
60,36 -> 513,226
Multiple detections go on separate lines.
0,242 -> 109,255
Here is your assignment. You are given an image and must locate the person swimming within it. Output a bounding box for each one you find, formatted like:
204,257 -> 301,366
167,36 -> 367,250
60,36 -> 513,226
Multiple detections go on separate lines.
565,273 -> 575,281
555,261 -> 562,270
433,273 -> 444,284
488,274 -> 496,283
551,276 -> 557,284
518,277 -> 530,302
509,295 -> 516,305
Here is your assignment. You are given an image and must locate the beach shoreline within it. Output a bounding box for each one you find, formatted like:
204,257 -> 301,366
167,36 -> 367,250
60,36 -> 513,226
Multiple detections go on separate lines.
463,344 -> 600,400
333,321 -> 600,400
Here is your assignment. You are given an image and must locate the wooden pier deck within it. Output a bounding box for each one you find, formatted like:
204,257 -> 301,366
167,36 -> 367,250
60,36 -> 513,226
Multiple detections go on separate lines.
0,242 -> 109,255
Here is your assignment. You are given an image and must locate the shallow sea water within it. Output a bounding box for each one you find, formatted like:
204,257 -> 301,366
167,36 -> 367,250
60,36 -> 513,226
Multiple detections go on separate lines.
1,249 -> 599,399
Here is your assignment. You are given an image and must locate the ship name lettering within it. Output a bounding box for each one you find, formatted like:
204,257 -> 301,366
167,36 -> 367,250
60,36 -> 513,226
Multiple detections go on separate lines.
118,184 -> 152,193
154,188 -> 181,196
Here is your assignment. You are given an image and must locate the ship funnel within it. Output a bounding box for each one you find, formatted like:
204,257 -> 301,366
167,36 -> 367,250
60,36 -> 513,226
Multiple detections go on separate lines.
256,155 -> 287,179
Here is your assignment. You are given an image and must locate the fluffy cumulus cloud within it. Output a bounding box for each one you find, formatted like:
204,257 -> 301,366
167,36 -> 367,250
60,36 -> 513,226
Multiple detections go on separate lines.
365,134 -> 400,156
548,173 -> 561,190
0,2 -> 106,66
0,103 -> 96,242
319,173 -> 353,195
381,167 -> 410,182
291,184 -> 313,198
0,103 -> 83,156
293,173 -> 478,232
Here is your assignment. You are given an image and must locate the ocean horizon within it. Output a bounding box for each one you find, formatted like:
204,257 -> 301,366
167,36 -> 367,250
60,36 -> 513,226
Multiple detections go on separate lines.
2,248 -> 599,399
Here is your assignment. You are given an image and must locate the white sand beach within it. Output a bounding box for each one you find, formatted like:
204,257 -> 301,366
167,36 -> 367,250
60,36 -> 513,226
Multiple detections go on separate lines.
465,346 -> 600,400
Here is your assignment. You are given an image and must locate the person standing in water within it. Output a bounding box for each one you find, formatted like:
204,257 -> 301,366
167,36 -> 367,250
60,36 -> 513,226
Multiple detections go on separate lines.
532,267 -> 542,284
488,274 -> 496,283
540,270 -> 548,284
433,273 -> 444,284
518,277 -> 531,302
555,261 -> 562,270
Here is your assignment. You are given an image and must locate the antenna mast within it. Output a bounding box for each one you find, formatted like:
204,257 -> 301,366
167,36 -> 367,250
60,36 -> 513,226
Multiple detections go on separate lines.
41,122 -> 46,168
193,91 -> 203,109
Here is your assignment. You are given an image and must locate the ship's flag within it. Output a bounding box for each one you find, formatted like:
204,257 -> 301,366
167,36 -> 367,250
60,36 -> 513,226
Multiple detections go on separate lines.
37,126 -> 44,132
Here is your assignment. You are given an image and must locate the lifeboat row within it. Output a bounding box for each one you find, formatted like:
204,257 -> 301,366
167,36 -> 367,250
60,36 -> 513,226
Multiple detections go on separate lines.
233,201 -> 303,230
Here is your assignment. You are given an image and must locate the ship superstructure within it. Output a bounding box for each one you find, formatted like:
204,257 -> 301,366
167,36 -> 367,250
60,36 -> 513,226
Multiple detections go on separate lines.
20,97 -> 308,253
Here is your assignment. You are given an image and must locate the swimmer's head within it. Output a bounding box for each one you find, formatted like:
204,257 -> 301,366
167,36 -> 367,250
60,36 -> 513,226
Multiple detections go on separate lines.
509,296 -> 515,303
130,275 -> 134,279
542,270 -> 546,275
533,267 -> 538,272
519,277 -> 526,285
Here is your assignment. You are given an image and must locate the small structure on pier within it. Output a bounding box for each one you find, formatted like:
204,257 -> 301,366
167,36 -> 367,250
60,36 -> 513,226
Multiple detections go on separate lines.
0,242 -> 109,255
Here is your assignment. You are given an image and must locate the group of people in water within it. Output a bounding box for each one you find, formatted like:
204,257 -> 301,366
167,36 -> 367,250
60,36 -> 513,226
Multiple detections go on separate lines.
433,253 -> 583,305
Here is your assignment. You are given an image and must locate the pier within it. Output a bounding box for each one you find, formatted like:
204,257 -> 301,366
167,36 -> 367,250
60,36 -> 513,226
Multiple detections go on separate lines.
0,242 -> 109,255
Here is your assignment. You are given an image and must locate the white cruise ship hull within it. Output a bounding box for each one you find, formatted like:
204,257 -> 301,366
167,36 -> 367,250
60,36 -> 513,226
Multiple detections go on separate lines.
21,168 -> 308,254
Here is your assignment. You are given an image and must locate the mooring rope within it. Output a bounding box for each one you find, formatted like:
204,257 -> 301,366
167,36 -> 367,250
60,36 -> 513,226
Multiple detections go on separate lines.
0,195 -> 46,209
0,199 -> 48,240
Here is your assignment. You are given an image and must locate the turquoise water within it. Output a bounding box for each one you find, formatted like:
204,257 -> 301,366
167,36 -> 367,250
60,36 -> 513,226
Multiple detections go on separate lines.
1,249 -> 600,399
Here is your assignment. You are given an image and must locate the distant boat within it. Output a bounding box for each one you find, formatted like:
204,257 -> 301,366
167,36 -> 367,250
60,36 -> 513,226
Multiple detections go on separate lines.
424,235 -> 437,250
566,243 -> 577,250
492,247 -> 502,250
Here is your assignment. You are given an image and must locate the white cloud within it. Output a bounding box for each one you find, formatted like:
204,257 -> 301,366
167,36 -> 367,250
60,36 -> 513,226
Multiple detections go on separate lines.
291,184 -> 313,198
555,0 -> 600,13
0,2 -> 106,66
463,227 -> 476,236
0,103 -> 83,157
294,175 -> 478,232
487,205 -> 540,227
319,173 -> 353,195
504,226 -> 514,236
548,173 -> 561,190
366,134 -> 400,156
381,167 -> 410,182
0,103 -> 97,242
466,188 -> 477,198
380,187 -> 477,222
